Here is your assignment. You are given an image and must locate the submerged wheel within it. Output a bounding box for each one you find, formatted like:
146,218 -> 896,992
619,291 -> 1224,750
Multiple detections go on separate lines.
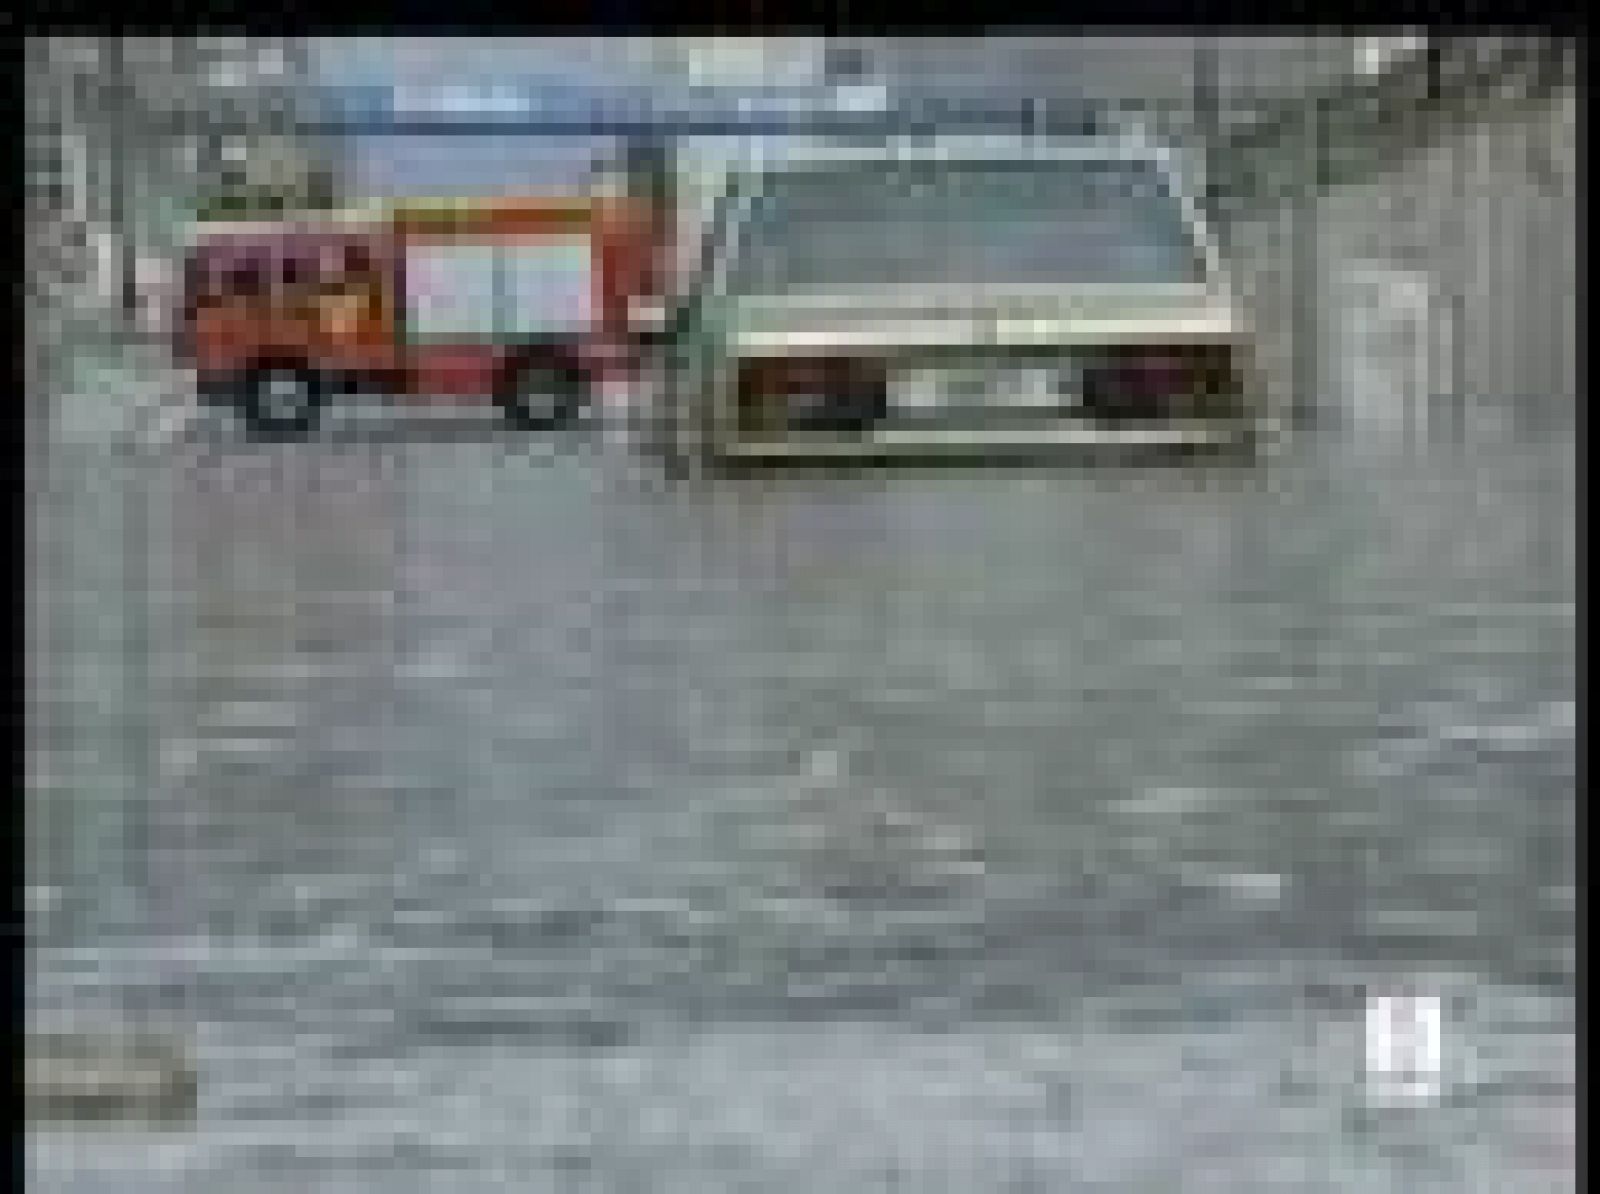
235,363 -> 327,437
496,358 -> 589,431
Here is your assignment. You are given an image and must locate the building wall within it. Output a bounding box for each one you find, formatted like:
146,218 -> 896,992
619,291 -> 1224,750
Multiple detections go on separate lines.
1226,83 -> 1577,428
867,35 -> 1358,127
316,35 -> 1364,202
26,36 -> 331,345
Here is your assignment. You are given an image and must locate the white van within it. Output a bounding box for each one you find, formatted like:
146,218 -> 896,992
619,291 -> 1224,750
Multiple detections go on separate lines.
651,132 -> 1262,464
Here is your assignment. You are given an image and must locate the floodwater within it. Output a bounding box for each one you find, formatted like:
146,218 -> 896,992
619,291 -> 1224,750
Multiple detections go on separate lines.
26,90 -> 1579,1185
27,376 -> 1575,1191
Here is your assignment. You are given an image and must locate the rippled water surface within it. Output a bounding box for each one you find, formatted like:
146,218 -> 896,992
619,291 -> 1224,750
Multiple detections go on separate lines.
28,393 -> 1575,1191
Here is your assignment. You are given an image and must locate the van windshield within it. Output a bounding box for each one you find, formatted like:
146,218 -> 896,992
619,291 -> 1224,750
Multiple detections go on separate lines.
733,156 -> 1208,293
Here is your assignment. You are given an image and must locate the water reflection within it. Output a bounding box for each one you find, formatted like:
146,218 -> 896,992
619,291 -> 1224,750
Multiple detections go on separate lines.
30,352 -> 1574,1191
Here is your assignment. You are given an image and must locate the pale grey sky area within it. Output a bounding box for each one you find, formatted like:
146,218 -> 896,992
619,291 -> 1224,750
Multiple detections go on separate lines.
311,39 -> 633,198
310,37 -> 829,91
308,36 -> 1360,199
312,37 -> 780,197
312,37 -> 656,88
339,135 -> 612,200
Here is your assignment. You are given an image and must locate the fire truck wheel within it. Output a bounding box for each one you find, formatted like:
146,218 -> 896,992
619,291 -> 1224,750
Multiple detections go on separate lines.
496,359 -> 588,431
236,363 -> 327,438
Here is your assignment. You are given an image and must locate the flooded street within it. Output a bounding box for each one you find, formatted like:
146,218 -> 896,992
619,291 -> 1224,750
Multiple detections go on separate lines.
27,383 -> 1575,1189
26,29 -> 1579,1190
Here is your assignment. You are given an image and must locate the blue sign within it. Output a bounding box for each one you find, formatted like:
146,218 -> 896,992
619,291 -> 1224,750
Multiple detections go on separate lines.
305,82 -> 1107,139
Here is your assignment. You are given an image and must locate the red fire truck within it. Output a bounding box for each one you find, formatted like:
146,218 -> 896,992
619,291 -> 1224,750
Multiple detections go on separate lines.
177,195 -> 666,435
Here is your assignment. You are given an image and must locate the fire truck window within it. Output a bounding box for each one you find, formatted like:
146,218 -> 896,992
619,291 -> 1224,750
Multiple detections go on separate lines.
306,244 -> 347,289
302,245 -> 379,295
224,255 -> 268,299
342,246 -> 377,284
315,244 -> 344,280
190,255 -> 226,304
280,252 -> 317,292
344,254 -> 383,317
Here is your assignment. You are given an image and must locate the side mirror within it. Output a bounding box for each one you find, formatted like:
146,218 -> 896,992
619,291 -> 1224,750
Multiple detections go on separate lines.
631,298 -> 669,330
630,299 -> 675,348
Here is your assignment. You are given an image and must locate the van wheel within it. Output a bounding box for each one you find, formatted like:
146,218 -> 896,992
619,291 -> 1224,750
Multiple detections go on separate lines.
236,364 -> 327,437
496,359 -> 588,431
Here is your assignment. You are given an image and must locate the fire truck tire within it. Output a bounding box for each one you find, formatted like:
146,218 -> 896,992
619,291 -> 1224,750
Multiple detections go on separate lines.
496,359 -> 588,432
235,363 -> 328,438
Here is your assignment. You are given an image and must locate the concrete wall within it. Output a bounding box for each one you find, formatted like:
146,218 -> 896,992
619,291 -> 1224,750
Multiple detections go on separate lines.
870,34 -> 1357,130
1227,85 -> 1577,430
26,36 -> 327,939
315,35 -> 1362,201
27,36 -> 328,345
1317,86 -> 1575,417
